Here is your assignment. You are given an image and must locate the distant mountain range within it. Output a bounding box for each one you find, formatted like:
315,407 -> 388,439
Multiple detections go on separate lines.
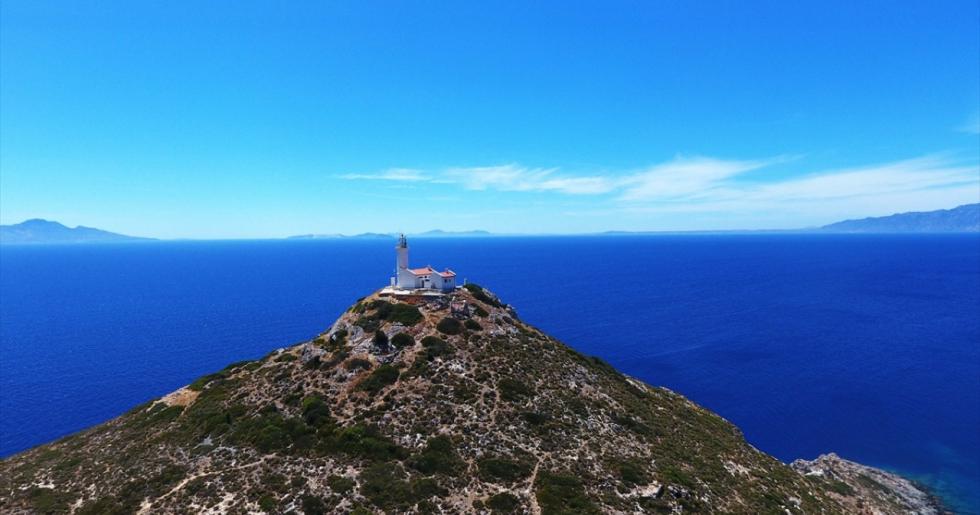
4,205 -> 976,244
820,204 -> 979,233
0,219 -> 152,244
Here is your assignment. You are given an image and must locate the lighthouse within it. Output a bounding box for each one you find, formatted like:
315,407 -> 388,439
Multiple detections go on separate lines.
390,234 -> 457,292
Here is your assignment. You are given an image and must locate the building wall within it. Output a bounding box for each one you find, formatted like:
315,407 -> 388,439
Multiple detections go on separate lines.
395,267 -> 455,292
430,273 -> 445,291
441,276 -> 456,291
396,268 -> 418,289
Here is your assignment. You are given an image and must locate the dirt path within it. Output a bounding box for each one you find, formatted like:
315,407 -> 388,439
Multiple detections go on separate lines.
137,456 -> 268,515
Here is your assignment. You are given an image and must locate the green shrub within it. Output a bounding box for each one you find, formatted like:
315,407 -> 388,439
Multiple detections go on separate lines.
387,303 -> 424,325
587,355 -> 619,376
364,300 -> 423,326
567,397 -> 588,416
391,332 -> 415,348
453,382 -> 479,403
125,402 -> 184,430
487,492 -> 520,513
827,480 -> 856,496
346,358 -> 372,371
618,461 -> 648,486
520,411 -> 550,426
28,487 -> 74,514
260,472 -> 287,493
359,463 -> 413,510
255,423 -> 290,452
76,465 -> 187,515
355,316 -> 380,333
464,319 -> 483,331
188,372 -> 227,391
473,305 -> 489,317
301,396 -> 332,428
611,412 -> 652,436
498,378 -> 533,402
350,300 -> 367,314
657,465 -> 696,488
407,336 -> 453,376
358,364 -> 400,395
258,494 -> 277,512
464,283 -> 501,307
331,424 -> 408,461
371,300 -> 393,318
274,353 -> 297,363
535,471 -> 599,514
222,409 -> 318,454
358,462 -> 447,511
421,336 -> 450,357
436,317 -> 463,335
373,330 -> 389,348
410,477 -> 447,500
328,475 -> 355,494
301,494 -> 327,515
407,435 -> 462,475
478,457 -> 532,483
323,350 -> 350,369
855,473 -> 890,493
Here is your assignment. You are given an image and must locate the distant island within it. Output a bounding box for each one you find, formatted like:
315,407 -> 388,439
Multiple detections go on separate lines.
4,205 -> 977,244
0,219 -> 152,245
820,204 -> 979,233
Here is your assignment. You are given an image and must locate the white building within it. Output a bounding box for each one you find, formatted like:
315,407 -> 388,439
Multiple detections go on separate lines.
392,234 -> 457,292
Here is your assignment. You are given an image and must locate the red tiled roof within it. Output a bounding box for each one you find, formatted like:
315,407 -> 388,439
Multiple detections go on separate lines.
408,266 -> 456,278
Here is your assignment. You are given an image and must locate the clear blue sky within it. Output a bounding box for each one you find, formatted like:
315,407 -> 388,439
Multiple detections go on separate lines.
2,1 -> 978,238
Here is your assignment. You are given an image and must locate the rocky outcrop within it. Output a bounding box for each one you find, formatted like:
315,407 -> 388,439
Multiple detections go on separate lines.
0,285 -> 947,514
792,453 -> 949,514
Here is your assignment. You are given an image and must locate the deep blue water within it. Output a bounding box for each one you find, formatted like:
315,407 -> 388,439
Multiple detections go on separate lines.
1,236 -> 978,512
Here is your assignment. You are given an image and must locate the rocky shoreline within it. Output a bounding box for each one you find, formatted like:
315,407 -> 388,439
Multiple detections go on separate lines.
792,453 -> 952,514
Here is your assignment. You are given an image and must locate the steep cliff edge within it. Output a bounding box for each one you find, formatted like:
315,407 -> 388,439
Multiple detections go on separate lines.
0,285 -> 947,514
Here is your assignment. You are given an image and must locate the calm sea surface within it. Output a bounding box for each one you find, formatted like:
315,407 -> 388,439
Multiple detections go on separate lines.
1,236 -> 978,512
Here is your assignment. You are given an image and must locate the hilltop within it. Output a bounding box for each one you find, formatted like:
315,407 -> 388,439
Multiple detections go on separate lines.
821,204 -> 980,233
0,219 -> 151,244
0,285 -> 946,514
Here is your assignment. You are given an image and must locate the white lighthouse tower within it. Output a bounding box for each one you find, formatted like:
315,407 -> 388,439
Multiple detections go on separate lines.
396,233 -> 409,273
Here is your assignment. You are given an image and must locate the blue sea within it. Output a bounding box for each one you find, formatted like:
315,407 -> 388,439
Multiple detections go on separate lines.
1,235 -> 978,512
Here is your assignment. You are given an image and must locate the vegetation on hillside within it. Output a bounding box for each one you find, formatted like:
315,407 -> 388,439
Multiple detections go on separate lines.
0,287 -> 942,514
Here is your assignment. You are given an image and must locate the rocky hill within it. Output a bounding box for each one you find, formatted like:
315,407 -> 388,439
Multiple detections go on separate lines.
0,219 -> 151,244
0,285 -> 947,514
821,204 -> 979,233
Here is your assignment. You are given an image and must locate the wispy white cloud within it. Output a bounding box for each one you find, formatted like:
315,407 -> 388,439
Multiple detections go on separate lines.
338,168 -> 430,182
956,113 -> 980,134
743,155 -> 976,202
617,156 -> 789,201
445,164 -> 616,194
337,155 -> 978,218
616,155 -> 979,226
